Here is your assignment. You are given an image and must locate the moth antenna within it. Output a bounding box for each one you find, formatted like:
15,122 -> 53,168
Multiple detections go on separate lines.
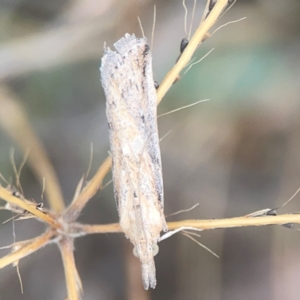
188,0 -> 197,40
211,17 -> 247,37
182,0 -> 188,36
151,5 -> 156,51
181,232 -> 219,258
166,203 -> 199,218
184,48 -> 214,75
157,99 -> 210,118
137,16 -> 145,39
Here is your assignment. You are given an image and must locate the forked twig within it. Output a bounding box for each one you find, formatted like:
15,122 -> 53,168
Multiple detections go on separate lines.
0,230 -> 55,269
0,186 -> 61,228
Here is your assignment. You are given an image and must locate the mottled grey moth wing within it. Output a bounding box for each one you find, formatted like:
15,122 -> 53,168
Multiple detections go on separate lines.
100,33 -> 167,289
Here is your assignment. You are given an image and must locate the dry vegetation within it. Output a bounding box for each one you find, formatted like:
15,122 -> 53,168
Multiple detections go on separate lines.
1,0 -> 300,299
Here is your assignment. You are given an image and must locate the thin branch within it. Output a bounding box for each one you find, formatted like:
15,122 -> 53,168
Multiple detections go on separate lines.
156,0 -> 228,103
74,223 -> 122,236
59,238 -> 82,300
0,186 -> 61,229
64,156 -> 112,222
77,213 -> 300,236
166,214 -> 300,230
0,230 -> 54,269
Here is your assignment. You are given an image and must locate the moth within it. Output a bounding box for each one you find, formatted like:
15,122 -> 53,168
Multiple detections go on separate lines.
100,33 -> 167,289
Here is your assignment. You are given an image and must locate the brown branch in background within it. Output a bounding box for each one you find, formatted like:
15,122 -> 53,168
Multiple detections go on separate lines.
0,230 -> 54,269
0,86 -> 65,212
0,2 -> 142,81
64,156 -> 112,222
59,238 -> 82,300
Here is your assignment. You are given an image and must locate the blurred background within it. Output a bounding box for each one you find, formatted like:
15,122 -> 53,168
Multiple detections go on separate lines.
0,0 -> 300,299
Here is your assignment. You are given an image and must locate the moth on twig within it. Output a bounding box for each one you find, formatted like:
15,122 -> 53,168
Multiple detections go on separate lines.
100,33 -> 167,290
